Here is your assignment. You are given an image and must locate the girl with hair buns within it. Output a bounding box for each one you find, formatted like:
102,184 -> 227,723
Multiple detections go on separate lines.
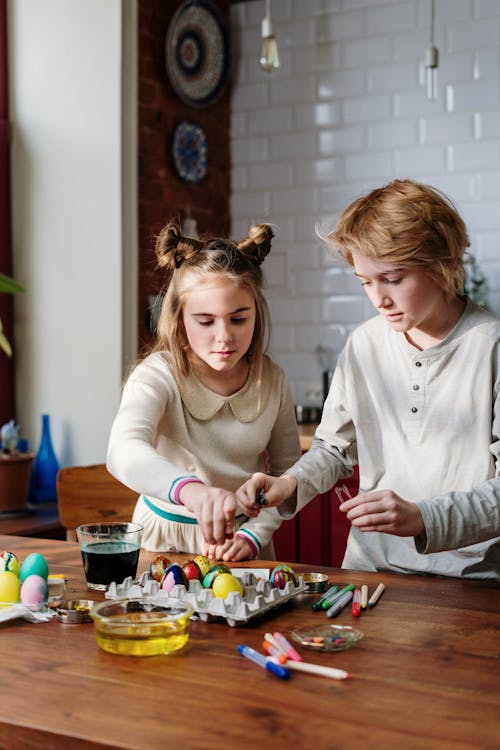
238,179 -> 500,580
107,222 -> 300,561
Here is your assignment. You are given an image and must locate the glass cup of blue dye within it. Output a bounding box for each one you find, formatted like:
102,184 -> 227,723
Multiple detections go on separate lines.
76,522 -> 143,591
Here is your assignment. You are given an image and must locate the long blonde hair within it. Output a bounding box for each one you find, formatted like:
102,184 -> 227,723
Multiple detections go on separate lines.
329,179 -> 470,300
152,223 -> 274,382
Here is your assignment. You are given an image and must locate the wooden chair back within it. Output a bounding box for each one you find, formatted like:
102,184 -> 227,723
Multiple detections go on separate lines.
57,464 -> 138,541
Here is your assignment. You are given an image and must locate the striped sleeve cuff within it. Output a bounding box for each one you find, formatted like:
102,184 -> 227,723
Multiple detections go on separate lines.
236,528 -> 261,558
169,476 -> 204,505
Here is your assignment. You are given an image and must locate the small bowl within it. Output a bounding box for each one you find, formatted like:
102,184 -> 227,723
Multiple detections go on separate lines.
90,598 -> 193,656
56,599 -> 95,623
303,572 -> 329,593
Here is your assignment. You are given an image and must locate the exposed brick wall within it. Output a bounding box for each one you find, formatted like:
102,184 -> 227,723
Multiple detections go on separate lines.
138,0 -> 231,352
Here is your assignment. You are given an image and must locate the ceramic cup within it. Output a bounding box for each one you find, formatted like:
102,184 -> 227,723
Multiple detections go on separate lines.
76,522 -> 143,591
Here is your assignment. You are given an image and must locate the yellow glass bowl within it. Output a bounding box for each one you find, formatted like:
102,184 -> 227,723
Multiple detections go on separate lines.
90,598 -> 193,656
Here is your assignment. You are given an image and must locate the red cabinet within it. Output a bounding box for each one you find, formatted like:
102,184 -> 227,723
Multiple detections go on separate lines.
273,466 -> 359,568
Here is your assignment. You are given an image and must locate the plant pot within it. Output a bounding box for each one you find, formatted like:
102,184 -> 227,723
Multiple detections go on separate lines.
0,453 -> 35,514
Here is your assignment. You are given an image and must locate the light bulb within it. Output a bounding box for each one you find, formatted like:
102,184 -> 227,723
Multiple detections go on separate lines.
425,45 -> 439,100
260,14 -> 280,72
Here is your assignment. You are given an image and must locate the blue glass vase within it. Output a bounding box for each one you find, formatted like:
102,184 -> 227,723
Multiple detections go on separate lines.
30,413 -> 60,503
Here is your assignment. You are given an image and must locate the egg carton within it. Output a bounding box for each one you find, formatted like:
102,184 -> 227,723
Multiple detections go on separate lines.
106,572 -> 307,627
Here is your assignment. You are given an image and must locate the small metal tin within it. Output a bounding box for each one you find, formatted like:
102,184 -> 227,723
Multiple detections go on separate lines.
56,600 -> 96,624
303,572 -> 329,593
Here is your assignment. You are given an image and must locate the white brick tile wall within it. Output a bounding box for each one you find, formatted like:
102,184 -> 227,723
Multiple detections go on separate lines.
231,0 -> 500,401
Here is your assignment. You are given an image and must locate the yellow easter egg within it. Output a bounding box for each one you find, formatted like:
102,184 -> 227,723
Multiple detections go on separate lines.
212,573 -> 244,599
193,555 -> 212,578
0,570 -> 21,603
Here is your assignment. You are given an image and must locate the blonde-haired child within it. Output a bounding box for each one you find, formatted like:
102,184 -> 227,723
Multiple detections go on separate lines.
107,222 -> 300,561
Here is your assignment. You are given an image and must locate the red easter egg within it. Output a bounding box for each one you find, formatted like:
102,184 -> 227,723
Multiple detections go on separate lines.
182,560 -> 202,581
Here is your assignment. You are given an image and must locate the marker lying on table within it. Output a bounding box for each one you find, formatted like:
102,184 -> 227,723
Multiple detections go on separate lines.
351,588 -> 361,617
326,589 -> 353,618
312,584 -> 339,611
272,631 -> 303,662
238,644 -> 290,679
321,583 -> 355,610
270,657 -> 351,681
360,584 -> 369,610
368,583 -> 385,608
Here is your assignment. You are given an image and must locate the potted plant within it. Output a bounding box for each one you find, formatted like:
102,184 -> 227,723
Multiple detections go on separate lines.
0,272 -> 34,515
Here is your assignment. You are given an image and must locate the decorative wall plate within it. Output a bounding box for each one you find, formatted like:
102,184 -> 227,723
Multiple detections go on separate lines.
165,0 -> 230,108
171,121 -> 208,183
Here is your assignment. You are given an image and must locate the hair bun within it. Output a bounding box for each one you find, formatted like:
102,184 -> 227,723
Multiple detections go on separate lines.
155,223 -> 204,270
237,223 -> 274,264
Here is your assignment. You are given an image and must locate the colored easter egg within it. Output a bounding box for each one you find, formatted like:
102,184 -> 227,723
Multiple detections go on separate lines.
202,563 -> 231,589
269,564 -> 298,589
212,573 -> 244,599
20,574 -> 48,610
0,551 -> 20,577
150,554 -> 171,582
193,554 -> 212,578
161,563 -> 189,592
182,559 -> 202,581
20,552 -> 49,582
0,570 -> 21,602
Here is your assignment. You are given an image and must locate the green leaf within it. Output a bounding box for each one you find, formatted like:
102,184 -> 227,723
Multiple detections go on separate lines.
0,273 -> 25,294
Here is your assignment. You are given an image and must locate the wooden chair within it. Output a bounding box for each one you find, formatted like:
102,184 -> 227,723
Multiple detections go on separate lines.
56,464 -> 139,541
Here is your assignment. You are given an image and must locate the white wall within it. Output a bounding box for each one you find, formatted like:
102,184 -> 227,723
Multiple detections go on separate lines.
8,0 -> 134,465
231,0 -> 500,406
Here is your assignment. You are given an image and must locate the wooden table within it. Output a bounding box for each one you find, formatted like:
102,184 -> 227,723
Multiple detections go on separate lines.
0,535 -> 499,750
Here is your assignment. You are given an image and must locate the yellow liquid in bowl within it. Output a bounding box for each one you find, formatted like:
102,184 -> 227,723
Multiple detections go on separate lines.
94,610 -> 191,656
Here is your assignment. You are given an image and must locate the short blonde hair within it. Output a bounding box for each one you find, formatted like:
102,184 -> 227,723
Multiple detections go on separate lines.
153,223 -> 274,380
329,179 -> 470,300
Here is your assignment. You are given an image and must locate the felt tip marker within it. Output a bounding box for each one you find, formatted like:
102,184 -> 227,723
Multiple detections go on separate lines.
368,583 -> 385,608
271,658 -> 351,681
238,645 -> 290,679
321,583 -> 355,610
273,631 -> 303,662
360,584 -> 369,609
351,588 -> 361,617
262,640 -> 287,664
326,589 -> 353,618
257,489 -> 266,506
312,584 -> 339,611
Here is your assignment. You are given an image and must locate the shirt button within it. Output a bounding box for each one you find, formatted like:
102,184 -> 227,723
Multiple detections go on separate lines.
411,407 -> 418,413
413,384 -> 419,391
415,361 -> 422,367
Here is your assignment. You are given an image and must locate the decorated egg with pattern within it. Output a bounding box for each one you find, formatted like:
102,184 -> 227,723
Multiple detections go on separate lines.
182,559 -> 202,581
202,563 -> 231,589
193,554 -> 212,578
150,554 -> 171,582
161,563 -> 189,592
269,564 -> 298,590
0,551 -> 20,577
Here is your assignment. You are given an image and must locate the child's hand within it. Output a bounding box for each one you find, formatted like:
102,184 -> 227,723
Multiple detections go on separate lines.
205,535 -> 255,562
179,483 -> 236,545
339,489 -> 424,537
236,473 -> 297,514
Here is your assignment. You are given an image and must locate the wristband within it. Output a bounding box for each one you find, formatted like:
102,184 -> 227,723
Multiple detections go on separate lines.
170,476 -> 204,505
